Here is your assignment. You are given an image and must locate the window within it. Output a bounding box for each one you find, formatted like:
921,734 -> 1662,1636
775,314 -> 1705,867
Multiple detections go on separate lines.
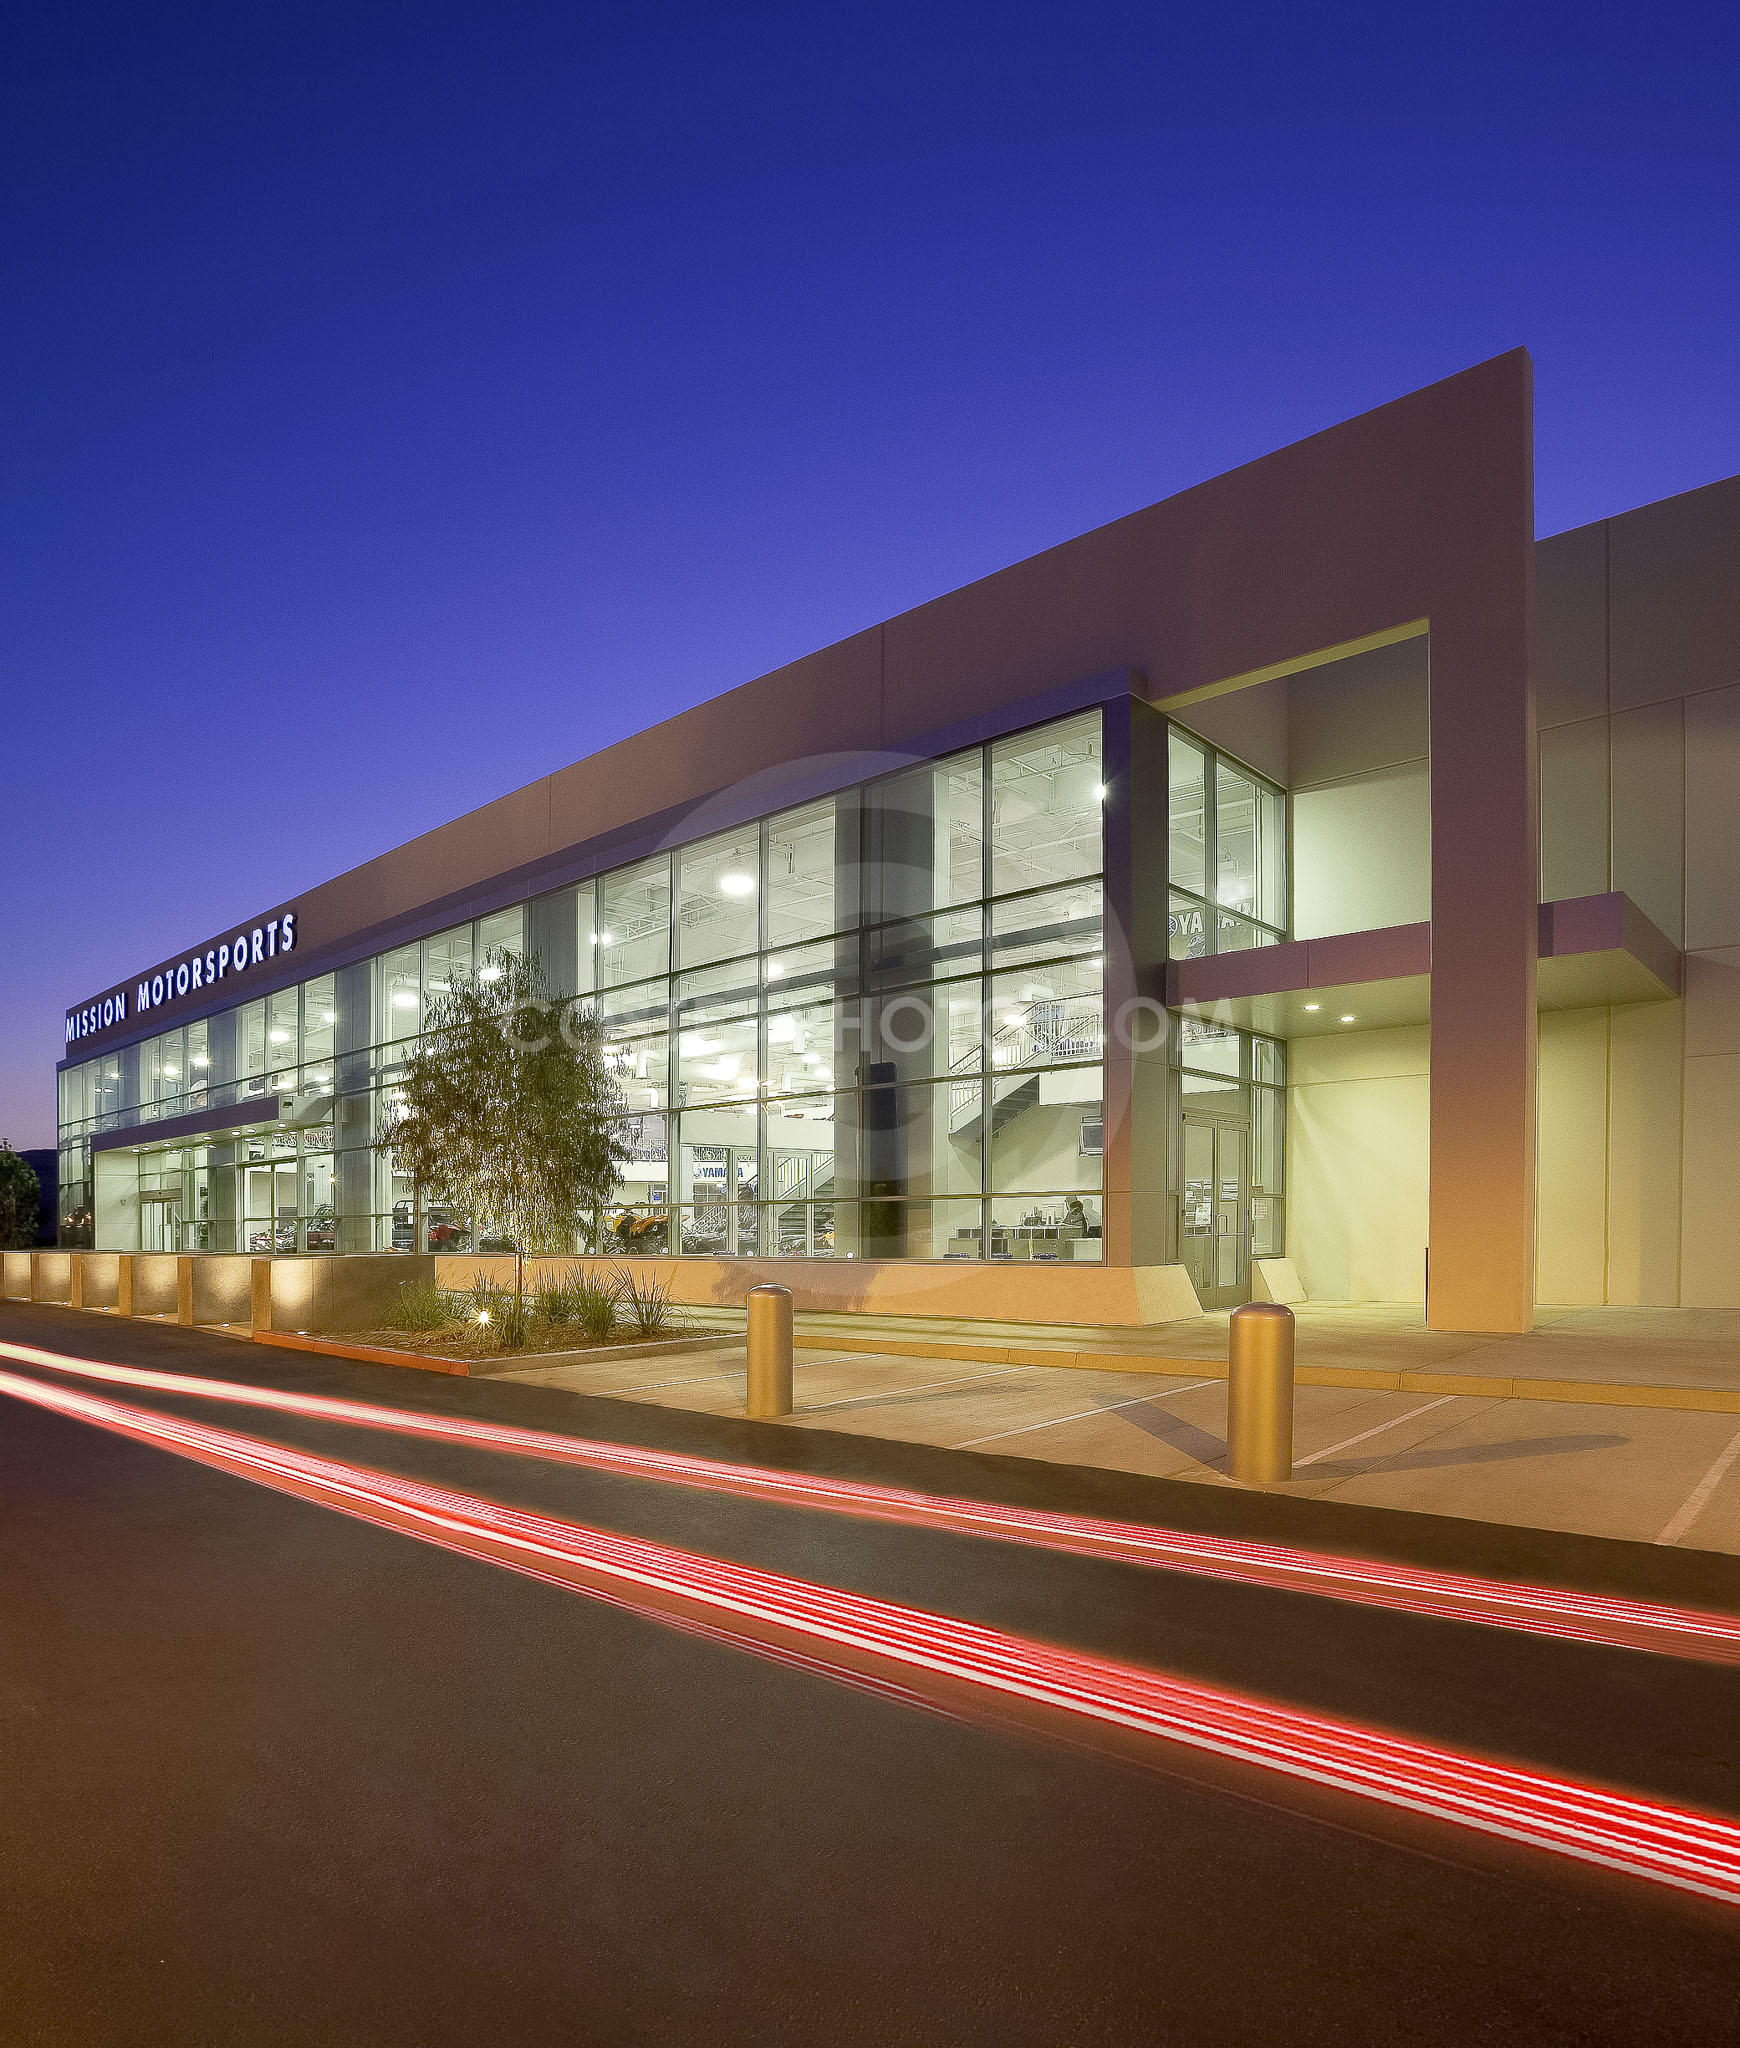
990,713 -> 1102,895
423,926 -> 472,1003
765,799 -> 839,947
598,857 -> 670,987
477,905 -> 524,970
380,948 -> 420,1043
867,753 -> 983,920
678,830 -> 761,968
1167,731 -> 1285,957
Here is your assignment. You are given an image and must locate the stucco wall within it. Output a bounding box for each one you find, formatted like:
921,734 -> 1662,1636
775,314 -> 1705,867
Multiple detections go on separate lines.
1535,1003 -> 1686,1307
1532,473 -> 1740,1307
1292,762 -> 1431,940
1286,1025 -> 1429,1303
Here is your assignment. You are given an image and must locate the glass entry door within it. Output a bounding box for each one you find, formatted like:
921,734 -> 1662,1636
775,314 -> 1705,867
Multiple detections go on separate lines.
1181,1114 -> 1250,1311
242,1160 -> 300,1253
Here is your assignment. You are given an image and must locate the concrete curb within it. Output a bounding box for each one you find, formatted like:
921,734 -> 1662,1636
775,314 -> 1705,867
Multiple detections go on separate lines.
252,1329 -> 738,1377
470,1334 -> 740,1376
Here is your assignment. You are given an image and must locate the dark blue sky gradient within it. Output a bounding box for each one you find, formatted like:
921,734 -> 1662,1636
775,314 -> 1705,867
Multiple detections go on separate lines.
4,1 -> 1738,1145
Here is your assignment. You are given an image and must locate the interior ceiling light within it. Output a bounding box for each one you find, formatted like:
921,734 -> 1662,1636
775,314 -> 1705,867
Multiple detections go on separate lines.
391,992 -> 419,1009
766,961 -> 785,978
718,872 -> 756,897
321,1010 -> 336,1024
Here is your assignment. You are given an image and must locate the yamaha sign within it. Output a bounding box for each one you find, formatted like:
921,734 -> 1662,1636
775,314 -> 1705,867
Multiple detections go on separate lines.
65,910 -> 299,1046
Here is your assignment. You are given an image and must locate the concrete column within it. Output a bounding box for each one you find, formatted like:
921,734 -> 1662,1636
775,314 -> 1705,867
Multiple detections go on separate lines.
116,1254 -> 135,1317
250,1258 -> 273,1334
176,1256 -> 195,1326
1100,690 -> 1172,1270
69,1254 -> 86,1309
1426,361 -> 1537,1331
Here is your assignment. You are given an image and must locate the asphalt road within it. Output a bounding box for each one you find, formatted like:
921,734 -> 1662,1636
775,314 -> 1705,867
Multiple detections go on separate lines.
3,1302 -> 1740,2045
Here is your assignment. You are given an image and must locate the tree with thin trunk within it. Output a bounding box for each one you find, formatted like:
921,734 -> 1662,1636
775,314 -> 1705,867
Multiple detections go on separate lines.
375,950 -> 628,1333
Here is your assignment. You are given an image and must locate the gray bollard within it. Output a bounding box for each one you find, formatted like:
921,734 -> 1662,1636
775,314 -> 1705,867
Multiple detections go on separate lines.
1227,1301 -> 1295,1483
745,1283 -> 794,1418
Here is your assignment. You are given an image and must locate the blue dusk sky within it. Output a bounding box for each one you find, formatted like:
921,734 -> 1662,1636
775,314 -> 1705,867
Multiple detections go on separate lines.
3,1 -> 1737,1148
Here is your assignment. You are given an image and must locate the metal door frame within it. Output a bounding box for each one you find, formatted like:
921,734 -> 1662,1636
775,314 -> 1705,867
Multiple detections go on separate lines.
1180,1109 -> 1252,1311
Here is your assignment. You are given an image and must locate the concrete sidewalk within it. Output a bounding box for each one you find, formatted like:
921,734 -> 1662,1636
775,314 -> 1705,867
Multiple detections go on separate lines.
677,1299 -> 1740,1404
494,1323 -> 1740,1560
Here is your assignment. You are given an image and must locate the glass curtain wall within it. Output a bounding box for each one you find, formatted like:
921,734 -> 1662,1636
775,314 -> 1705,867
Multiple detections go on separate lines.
57,709 -> 1106,1261
1166,730 -> 1286,958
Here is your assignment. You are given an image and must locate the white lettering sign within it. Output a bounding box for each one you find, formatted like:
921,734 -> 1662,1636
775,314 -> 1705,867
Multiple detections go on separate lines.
67,910 -> 297,1043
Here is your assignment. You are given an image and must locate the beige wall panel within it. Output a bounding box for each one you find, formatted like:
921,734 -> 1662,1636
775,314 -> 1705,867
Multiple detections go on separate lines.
1288,1070 -> 1429,1303
1684,946 -> 1740,1059
1684,685 -> 1740,950
1171,675 -> 1289,787
1535,1008 -> 1607,1306
1606,1000 -> 1683,1306
1609,474 -> 1740,710
1681,1052 -> 1740,1308
301,781 -> 558,939
1292,762 -> 1430,939
548,629 -> 888,854
1534,520 -> 1608,728
1539,716 -> 1610,903
1288,638 -> 1429,788
1288,1023 -> 1430,1088
1610,699 -> 1684,944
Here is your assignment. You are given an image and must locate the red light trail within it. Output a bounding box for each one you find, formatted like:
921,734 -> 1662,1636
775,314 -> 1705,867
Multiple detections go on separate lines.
3,1336 -> 1738,1669
4,1358 -> 1740,1910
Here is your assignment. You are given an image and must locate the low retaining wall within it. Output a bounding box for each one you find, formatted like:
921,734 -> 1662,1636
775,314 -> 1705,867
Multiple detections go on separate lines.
430,1253 -> 1203,1326
131,1254 -> 181,1317
254,1253 -> 437,1334
72,1252 -> 123,1310
30,1252 -> 73,1304
184,1254 -> 256,1326
2,1247 -> 1204,1332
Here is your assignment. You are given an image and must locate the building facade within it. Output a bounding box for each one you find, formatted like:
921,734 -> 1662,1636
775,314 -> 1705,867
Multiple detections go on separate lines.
52,354 -> 1740,1331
